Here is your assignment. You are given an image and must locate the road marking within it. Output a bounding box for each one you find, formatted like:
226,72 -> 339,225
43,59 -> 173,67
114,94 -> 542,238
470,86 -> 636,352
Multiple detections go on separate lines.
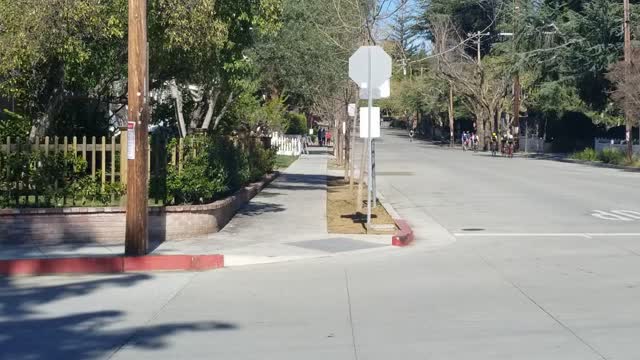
591,210 -> 640,221
611,210 -> 640,220
454,233 -> 640,238
454,233 -> 590,238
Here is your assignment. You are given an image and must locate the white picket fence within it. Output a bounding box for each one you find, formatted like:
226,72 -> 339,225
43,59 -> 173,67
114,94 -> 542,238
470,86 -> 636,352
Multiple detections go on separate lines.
519,136 -> 547,153
271,133 -> 302,156
595,138 -> 640,154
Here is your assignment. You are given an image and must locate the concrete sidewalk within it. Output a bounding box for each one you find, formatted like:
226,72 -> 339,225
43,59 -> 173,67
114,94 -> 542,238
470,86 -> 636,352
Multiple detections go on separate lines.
0,147 -> 395,270
153,147 -> 393,265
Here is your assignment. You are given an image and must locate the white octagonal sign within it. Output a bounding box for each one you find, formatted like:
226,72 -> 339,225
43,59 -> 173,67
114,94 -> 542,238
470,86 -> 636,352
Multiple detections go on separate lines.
359,79 -> 390,99
349,46 -> 392,89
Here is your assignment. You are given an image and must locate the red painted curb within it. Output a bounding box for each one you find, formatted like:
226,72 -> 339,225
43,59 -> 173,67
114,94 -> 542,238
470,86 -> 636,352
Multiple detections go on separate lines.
124,255 -> 224,272
0,254 -> 224,276
392,219 -> 415,247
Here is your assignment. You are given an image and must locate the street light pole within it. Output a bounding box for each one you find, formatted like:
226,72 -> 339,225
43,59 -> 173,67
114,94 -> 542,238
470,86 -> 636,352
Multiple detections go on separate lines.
366,47 -> 373,225
624,0 -> 633,160
125,0 -> 150,256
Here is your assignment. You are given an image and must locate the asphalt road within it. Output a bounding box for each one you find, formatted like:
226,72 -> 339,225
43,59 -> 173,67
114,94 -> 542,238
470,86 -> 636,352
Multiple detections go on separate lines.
372,128 -> 640,236
2,128 -> 640,360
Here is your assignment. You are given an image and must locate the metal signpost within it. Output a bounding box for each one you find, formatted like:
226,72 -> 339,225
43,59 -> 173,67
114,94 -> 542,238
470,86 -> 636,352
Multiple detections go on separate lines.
348,46 -> 391,226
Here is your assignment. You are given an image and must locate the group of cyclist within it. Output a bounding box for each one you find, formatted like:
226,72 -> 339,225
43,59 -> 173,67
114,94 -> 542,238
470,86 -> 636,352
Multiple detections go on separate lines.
461,131 -> 515,157
461,131 -> 480,152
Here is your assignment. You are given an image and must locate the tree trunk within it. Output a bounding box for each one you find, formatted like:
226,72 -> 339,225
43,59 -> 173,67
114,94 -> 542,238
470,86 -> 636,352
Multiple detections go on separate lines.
448,84 -> 455,147
476,114 -> 486,150
627,124 -> 633,160
169,80 -> 187,138
204,92 -> 234,131
356,140 -> 367,210
344,117 -> 350,181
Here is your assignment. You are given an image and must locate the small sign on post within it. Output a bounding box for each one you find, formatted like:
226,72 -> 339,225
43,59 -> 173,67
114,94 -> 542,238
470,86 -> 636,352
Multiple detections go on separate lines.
348,104 -> 356,117
127,121 -> 136,160
359,107 -> 381,138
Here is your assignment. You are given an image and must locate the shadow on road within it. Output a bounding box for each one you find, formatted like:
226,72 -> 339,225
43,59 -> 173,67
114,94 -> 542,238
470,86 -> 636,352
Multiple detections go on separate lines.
0,275 -> 237,360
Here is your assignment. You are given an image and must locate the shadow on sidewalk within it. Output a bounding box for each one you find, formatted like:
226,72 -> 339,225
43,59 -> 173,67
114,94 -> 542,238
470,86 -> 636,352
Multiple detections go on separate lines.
0,274 -> 237,360
236,201 -> 286,217
268,173 -> 327,191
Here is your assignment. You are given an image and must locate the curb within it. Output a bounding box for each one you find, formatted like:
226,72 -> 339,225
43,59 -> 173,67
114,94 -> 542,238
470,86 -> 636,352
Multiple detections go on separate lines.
0,172 -> 282,276
391,219 -> 415,247
0,254 -> 224,276
376,192 -> 415,247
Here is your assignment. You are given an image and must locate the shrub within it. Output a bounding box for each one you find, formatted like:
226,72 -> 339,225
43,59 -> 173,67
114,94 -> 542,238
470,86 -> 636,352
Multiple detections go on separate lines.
1,152 -> 126,208
248,143 -> 277,181
166,138 -> 229,205
571,148 -> 598,161
598,148 -> 626,164
285,112 -> 308,135
0,110 -> 31,138
165,135 -> 276,205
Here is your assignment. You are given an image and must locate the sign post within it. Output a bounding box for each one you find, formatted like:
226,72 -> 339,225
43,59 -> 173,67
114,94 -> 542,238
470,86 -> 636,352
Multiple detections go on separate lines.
349,46 -> 391,226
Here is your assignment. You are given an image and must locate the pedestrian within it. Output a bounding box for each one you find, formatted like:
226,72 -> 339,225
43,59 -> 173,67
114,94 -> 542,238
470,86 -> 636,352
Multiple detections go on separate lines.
326,131 -> 332,146
319,128 -> 326,147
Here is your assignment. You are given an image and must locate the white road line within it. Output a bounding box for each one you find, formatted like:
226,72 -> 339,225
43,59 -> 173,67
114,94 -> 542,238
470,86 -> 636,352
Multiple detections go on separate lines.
585,233 -> 640,237
453,233 -> 640,238
454,233 -> 589,238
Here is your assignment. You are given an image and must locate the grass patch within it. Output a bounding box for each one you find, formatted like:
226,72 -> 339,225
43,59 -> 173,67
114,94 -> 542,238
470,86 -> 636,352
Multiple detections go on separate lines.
326,177 -> 397,234
598,148 -> 626,164
570,148 -> 598,161
570,148 -> 640,168
275,155 -> 298,170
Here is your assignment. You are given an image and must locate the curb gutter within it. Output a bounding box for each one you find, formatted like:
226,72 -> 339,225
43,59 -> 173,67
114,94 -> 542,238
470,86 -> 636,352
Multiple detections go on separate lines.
0,255 -> 224,276
376,192 -> 415,247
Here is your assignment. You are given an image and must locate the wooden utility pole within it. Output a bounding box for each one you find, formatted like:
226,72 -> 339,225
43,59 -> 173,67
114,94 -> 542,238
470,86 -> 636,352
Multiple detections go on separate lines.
125,0 -> 150,256
624,0 -> 633,160
513,0 -> 521,151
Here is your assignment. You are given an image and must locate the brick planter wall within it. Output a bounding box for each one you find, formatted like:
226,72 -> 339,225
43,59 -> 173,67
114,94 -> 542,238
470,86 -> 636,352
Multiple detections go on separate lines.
0,173 -> 278,245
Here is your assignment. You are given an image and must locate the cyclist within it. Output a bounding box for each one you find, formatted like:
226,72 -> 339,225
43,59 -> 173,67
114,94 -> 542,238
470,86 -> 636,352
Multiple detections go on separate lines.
506,131 -> 515,158
470,133 -> 476,152
463,131 -> 472,151
490,132 -> 498,156
409,129 -> 415,142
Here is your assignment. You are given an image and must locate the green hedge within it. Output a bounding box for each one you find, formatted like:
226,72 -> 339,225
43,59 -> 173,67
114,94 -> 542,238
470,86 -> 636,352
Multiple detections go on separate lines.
571,148 -> 638,167
0,152 -> 125,208
1,135 -> 277,208
164,136 -> 276,205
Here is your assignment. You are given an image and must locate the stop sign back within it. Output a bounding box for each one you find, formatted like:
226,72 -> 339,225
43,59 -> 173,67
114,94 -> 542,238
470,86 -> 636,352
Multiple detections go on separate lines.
349,46 -> 392,90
